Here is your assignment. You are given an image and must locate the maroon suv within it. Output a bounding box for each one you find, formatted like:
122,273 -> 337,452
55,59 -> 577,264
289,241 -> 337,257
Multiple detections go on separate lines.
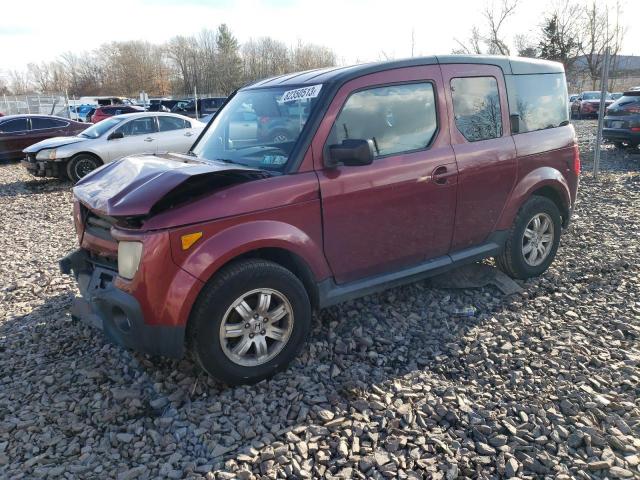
60,56 -> 579,385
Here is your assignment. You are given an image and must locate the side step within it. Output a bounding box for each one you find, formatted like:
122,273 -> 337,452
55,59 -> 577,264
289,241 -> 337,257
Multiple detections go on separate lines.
317,234 -> 507,308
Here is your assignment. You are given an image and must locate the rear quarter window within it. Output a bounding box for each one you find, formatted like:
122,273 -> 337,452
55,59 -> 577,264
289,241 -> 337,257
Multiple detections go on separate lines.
506,73 -> 569,133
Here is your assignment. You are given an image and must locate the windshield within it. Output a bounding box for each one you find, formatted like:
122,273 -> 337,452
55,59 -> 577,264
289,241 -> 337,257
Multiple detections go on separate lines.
80,116 -> 125,139
191,85 -> 322,172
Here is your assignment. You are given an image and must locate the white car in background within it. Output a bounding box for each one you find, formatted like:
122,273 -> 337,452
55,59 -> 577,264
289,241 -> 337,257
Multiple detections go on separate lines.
23,112 -> 204,182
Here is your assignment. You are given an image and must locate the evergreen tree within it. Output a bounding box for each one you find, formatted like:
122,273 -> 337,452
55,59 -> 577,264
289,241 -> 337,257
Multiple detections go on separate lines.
538,13 -> 580,69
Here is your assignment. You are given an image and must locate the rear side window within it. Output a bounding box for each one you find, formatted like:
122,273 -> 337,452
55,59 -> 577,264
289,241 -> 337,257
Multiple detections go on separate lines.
32,118 -> 68,129
116,117 -> 157,137
158,116 -> 190,131
329,82 -> 438,158
451,76 -> 502,142
615,94 -> 640,105
506,73 -> 568,133
0,118 -> 29,133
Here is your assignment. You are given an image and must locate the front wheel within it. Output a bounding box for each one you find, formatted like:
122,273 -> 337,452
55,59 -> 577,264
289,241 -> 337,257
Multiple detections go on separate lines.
66,154 -> 101,183
496,196 -> 562,279
189,259 -> 311,385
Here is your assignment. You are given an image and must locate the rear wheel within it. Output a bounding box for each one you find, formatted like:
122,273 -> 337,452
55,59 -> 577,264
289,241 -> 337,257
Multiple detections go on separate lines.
496,196 -> 562,279
66,154 -> 101,183
189,259 -> 311,385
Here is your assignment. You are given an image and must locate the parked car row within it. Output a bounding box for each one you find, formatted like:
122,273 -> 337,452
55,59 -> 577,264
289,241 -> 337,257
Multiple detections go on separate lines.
22,113 -> 205,181
570,91 -> 616,119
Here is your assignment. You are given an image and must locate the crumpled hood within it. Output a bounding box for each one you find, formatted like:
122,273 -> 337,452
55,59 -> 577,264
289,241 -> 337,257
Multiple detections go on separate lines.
73,153 -> 267,217
23,136 -> 87,153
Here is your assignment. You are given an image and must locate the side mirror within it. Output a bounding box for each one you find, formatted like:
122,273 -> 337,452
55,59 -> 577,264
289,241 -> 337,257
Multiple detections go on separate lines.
325,139 -> 375,168
577,97 -> 582,101
510,114 -> 520,134
108,131 -> 124,140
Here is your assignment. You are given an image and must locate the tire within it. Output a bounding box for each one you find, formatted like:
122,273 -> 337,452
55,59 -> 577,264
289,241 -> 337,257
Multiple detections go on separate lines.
66,154 -> 101,183
496,196 -> 562,280
188,259 -> 311,385
270,130 -> 289,143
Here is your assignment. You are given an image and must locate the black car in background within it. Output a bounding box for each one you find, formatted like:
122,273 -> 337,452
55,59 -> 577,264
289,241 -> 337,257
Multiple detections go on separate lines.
603,90 -> 640,149
171,97 -> 227,118
148,99 -> 182,112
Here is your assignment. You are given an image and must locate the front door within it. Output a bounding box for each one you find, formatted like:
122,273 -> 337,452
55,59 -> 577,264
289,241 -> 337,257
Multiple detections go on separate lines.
440,65 -> 517,251
105,116 -> 158,162
314,66 -> 458,284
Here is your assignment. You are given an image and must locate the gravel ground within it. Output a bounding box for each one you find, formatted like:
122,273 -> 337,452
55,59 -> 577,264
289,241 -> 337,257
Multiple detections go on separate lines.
1,120 -> 639,479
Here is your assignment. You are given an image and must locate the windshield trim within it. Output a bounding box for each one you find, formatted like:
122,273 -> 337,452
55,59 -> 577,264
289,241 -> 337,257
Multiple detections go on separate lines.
191,84 -> 334,174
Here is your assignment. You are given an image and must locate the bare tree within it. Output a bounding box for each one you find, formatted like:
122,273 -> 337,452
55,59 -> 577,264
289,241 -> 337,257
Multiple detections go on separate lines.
579,0 -> 625,89
453,0 -> 519,55
484,0 -> 520,55
6,24 -> 337,98
515,34 -> 538,58
453,26 -> 484,55
8,70 -> 31,94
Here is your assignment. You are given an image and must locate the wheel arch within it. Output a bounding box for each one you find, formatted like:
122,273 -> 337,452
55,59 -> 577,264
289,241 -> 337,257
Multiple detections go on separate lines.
210,247 -> 320,309
498,167 -> 572,231
68,150 -> 104,165
173,220 -> 331,316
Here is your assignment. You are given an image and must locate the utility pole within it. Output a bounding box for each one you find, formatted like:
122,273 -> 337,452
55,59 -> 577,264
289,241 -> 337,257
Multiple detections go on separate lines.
194,85 -> 198,119
593,47 -> 610,180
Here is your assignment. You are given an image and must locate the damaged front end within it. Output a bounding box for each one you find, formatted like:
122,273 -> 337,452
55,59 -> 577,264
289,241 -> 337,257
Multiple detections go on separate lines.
60,154 -> 269,357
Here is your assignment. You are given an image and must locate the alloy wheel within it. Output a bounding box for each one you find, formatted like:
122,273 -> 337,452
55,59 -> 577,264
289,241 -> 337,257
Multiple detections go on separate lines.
219,288 -> 294,367
522,212 -> 554,266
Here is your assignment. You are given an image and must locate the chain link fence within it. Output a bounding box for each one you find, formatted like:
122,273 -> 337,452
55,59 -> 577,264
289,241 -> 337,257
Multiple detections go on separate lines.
1,94 -> 70,117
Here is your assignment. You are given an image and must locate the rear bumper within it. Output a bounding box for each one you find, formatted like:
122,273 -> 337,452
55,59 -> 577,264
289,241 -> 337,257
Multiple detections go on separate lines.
60,249 -> 185,358
603,128 -> 640,144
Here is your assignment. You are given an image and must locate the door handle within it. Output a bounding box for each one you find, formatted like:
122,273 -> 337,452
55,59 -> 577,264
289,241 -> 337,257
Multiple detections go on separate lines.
432,165 -> 450,185
184,132 -> 193,137
144,137 -> 154,142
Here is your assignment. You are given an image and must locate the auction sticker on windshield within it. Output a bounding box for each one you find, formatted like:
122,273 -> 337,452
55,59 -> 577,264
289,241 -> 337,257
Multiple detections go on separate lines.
281,84 -> 322,103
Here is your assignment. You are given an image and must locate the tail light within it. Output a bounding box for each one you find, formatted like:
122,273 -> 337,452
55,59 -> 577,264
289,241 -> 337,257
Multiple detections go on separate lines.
572,144 -> 581,175
630,127 -> 640,132
259,116 -> 270,124
624,104 -> 640,113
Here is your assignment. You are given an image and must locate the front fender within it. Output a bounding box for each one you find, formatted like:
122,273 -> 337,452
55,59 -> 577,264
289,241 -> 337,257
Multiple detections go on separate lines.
497,167 -> 571,230
170,216 -> 331,284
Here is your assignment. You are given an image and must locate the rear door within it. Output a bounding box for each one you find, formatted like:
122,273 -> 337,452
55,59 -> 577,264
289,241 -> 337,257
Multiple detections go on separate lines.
30,117 -> 71,143
440,64 -> 517,251
156,116 -> 197,153
314,66 -> 458,283
103,116 -> 158,161
0,118 -> 30,159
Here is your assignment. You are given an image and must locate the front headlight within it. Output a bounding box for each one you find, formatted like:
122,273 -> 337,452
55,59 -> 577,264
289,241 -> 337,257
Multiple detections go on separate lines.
118,241 -> 143,280
35,149 -> 57,160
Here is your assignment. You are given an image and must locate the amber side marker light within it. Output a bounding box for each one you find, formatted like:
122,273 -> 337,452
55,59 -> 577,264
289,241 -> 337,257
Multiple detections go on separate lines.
181,232 -> 203,250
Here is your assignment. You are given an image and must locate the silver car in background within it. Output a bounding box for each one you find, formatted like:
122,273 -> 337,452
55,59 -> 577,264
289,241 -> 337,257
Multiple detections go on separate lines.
22,112 -> 205,182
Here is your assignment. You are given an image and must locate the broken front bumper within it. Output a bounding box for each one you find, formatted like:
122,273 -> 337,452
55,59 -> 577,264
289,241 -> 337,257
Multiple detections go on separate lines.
59,249 -> 185,358
21,155 -> 66,178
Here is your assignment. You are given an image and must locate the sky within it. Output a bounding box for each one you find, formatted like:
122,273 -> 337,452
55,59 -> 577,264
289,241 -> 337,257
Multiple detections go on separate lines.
1,0 -> 639,75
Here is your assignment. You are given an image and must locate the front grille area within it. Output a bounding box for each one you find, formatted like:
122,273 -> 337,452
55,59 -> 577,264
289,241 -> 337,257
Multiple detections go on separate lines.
79,204 -> 118,243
